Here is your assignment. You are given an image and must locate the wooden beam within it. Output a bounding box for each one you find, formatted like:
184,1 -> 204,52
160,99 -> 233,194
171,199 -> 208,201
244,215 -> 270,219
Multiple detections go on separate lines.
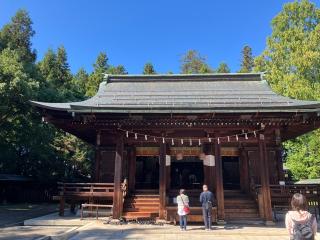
113,134 -> 124,219
159,142 -> 167,219
214,140 -> 225,222
258,134 -> 273,224
127,146 -> 136,193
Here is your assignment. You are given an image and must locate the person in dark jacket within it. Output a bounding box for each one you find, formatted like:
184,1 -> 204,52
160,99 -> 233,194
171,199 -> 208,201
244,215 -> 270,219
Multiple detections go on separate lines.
200,184 -> 214,230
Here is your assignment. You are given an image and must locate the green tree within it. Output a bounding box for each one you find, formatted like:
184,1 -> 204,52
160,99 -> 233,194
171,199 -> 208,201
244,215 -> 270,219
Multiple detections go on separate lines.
216,62 -> 230,73
0,9 -> 36,64
239,45 -> 254,73
86,52 -> 109,97
255,0 -> 320,180
143,62 -> 156,74
108,65 -> 127,75
72,68 -> 89,97
180,50 -> 213,74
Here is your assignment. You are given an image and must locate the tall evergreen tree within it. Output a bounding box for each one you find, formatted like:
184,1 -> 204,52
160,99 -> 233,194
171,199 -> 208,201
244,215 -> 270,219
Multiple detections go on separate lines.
0,9 -> 36,64
86,52 -> 109,97
239,45 -> 254,73
255,0 -> 320,180
180,50 -> 213,74
216,62 -> 231,73
108,65 -> 127,75
72,67 -> 89,97
143,62 -> 156,74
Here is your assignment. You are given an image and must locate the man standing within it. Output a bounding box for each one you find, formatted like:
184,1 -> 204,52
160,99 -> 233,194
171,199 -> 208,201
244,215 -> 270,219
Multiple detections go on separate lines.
200,184 -> 214,230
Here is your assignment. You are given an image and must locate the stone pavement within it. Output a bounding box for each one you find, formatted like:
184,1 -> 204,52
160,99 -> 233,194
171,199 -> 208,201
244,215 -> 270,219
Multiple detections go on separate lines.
0,225 -> 73,240
0,203 -> 58,227
69,221 -> 320,240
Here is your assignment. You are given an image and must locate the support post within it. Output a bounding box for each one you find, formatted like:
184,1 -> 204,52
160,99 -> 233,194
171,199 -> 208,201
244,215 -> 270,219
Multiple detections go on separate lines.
258,134 -> 274,225
128,146 -> 136,193
239,147 -> 249,193
159,143 -> 167,219
214,140 -> 225,223
113,134 -> 124,219
275,129 -> 285,182
94,131 -> 101,182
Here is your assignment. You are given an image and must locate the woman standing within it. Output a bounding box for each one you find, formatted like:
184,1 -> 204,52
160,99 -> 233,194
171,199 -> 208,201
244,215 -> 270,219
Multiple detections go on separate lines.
285,193 -> 317,240
177,189 -> 189,231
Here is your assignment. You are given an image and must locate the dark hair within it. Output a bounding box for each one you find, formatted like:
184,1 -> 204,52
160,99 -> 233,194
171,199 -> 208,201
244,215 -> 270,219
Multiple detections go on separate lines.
291,193 -> 308,212
179,189 -> 185,195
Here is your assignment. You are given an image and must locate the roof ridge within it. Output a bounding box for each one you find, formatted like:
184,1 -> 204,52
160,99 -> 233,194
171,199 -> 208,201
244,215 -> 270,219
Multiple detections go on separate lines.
104,72 -> 263,82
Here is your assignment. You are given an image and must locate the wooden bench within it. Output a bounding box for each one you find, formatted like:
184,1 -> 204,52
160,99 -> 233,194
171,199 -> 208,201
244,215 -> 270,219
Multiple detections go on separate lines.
80,203 -> 113,219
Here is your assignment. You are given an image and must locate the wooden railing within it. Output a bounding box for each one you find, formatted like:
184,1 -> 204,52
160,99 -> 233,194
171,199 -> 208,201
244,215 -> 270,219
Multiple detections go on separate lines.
58,182 -> 114,198
56,182 -> 114,216
254,184 -> 320,219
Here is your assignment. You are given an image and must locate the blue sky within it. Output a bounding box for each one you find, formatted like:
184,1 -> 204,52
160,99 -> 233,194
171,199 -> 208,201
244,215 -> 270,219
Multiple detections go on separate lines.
0,0 -> 314,74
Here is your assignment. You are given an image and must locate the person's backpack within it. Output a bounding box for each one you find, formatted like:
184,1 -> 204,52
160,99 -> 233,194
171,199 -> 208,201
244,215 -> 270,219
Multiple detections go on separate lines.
292,214 -> 315,240
205,200 -> 212,210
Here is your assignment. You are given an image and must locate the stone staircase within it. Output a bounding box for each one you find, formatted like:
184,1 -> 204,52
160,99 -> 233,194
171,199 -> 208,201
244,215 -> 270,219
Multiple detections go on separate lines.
122,190 -> 159,220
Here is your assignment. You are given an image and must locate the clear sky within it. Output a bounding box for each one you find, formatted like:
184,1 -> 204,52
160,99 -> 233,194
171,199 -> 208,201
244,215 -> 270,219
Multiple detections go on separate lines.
0,0 -> 315,74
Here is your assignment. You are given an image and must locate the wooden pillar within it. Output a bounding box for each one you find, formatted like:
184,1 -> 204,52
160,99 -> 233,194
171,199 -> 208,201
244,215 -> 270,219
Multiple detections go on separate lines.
275,129 -> 285,182
205,143 -> 215,192
113,134 -> 124,219
258,134 -> 273,224
159,143 -> 167,219
128,146 -> 136,193
94,131 -> 101,182
94,147 -> 101,182
239,147 -> 249,193
214,140 -> 225,222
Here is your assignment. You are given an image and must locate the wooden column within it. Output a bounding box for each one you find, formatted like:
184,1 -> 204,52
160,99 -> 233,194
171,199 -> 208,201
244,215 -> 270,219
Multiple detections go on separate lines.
205,143 -> 215,192
239,147 -> 249,193
275,129 -> 285,182
128,146 -> 136,193
94,147 -> 101,182
113,134 -> 124,219
258,134 -> 273,224
214,140 -> 225,222
159,143 -> 167,219
94,131 -> 101,182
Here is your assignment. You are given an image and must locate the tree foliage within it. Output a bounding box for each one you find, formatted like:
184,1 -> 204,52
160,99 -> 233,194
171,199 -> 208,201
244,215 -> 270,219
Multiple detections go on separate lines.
239,45 -> 254,73
255,0 -> 320,180
216,62 -> 230,73
143,62 -> 156,74
180,50 -> 214,74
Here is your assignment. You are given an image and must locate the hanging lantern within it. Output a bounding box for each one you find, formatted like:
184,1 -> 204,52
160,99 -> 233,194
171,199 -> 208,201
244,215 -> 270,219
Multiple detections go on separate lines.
145,135 -> 148,140
227,136 -> 230,142
162,137 -> 165,144
217,138 -> 220,144
245,133 -> 248,140
181,139 -> 184,145
198,139 -> 201,146
135,133 -> 138,139
189,139 -> 192,146
126,131 -> 129,138
208,137 -> 212,143
154,137 -> 156,142
171,138 -> 174,146
236,135 -> 239,141
254,131 -> 257,137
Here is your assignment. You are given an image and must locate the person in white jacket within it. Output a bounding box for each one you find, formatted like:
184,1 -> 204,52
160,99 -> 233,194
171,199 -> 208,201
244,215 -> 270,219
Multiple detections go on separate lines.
285,193 -> 317,240
176,189 -> 189,231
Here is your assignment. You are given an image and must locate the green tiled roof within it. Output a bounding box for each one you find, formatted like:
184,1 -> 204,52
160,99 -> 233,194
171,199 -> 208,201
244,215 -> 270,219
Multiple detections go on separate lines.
30,73 -> 320,114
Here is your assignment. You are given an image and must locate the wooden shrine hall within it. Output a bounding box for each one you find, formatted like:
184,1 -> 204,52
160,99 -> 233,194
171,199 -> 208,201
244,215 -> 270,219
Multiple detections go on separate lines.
31,73 -> 320,224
